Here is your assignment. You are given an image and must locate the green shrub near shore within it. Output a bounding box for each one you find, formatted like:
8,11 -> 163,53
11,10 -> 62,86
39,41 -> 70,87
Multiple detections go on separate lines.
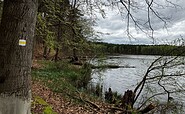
32,60 -> 92,94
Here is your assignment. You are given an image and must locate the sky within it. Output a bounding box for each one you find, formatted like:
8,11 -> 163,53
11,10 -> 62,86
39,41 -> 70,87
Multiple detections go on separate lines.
92,0 -> 185,45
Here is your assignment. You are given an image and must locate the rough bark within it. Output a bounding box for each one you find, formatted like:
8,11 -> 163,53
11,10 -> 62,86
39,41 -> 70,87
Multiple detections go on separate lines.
54,48 -> 59,62
0,0 -> 38,114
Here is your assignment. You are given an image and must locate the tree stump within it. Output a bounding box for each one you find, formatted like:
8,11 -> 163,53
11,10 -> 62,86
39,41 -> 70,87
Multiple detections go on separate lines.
105,88 -> 113,103
122,90 -> 135,111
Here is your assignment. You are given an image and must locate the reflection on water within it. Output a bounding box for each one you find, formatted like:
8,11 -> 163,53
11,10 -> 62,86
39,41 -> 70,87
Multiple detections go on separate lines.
90,55 -> 185,110
91,55 -> 157,94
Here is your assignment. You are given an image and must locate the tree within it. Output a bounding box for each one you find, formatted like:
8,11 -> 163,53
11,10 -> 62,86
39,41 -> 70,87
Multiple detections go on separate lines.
0,0 -> 38,114
78,0 -> 185,112
36,0 -> 71,61
133,45 -> 185,113
36,12 -> 55,59
35,0 -> 98,60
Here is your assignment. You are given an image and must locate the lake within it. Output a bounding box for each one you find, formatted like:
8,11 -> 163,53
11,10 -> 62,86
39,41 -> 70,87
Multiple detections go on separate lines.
90,55 -> 185,110
90,55 -> 160,93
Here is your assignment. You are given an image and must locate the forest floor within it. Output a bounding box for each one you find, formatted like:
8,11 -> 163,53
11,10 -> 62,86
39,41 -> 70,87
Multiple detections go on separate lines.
31,60 -> 122,114
31,80 -> 124,114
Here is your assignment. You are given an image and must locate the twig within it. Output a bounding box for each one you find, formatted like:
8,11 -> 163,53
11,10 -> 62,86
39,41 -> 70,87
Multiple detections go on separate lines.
66,91 -> 102,113
75,90 -> 101,110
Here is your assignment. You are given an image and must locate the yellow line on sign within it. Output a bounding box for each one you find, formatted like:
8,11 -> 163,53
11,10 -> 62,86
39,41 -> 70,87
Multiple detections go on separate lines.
19,39 -> 26,46
19,41 -> 26,45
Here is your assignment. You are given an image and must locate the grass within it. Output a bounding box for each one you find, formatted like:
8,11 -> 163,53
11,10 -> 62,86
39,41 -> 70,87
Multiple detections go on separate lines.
32,60 -> 185,114
32,60 -> 92,94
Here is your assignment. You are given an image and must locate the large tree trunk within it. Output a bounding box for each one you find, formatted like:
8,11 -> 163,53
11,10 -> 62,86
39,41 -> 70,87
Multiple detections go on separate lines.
0,0 -> 38,114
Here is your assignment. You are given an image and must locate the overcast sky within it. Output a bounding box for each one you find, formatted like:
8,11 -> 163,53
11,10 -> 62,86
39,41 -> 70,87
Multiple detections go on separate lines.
92,0 -> 185,45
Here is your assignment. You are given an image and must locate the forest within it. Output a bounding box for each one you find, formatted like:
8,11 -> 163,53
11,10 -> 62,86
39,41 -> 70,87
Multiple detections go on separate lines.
0,0 -> 185,114
95,42 -> 185,56
33,0 -> 99,60
28,0 -> 185,60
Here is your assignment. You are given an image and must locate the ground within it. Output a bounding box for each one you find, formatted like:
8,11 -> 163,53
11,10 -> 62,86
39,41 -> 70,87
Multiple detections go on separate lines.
31,80 -> 119,114
31,60 -> 125,114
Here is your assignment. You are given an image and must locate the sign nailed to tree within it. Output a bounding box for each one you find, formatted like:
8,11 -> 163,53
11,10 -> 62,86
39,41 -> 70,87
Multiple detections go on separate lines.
19,39 -> 26,46
19,23 -> 27,47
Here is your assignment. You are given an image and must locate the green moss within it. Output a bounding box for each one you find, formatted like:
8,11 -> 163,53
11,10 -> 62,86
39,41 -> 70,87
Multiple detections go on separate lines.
32,96 -> 57,114
34,96 -> 48,106
43,106 -> 57,114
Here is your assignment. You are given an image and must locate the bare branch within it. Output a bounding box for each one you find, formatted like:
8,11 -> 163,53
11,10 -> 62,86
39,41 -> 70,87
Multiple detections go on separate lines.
137,92 -> 166,110
138,89 -> 185,110
119,0 -> 150,38
133,44 -> 185,104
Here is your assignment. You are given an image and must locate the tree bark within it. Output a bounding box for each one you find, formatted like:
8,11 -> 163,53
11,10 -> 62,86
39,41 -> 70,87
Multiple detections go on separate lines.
0,0 -> 38,114
54,48 -> 59,62
122,90 -> 135,112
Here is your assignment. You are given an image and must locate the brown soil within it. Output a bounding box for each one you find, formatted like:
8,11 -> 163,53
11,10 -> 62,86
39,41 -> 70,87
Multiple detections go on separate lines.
31,80 -> 119,114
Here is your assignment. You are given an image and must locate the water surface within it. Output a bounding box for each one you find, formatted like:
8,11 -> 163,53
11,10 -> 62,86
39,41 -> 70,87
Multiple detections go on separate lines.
90,55 -> 185,106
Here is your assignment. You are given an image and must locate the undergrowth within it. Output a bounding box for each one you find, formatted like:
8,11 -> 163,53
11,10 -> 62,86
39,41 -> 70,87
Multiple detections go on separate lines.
32,60 -> 92,96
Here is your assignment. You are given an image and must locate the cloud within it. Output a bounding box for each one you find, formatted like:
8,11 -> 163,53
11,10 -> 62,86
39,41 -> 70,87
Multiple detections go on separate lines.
93,0 -> 185,44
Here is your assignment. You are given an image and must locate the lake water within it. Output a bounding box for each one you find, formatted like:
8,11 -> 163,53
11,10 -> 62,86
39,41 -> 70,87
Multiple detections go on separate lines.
90,55 -> 185,110
90,55 -> 160,93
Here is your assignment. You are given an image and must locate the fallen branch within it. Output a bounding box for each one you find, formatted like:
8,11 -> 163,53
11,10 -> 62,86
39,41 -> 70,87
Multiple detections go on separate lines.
66,92 -> 102,113
91,65 -> 135,69
75,90 -> 100,109
84,105 -> 101,114
138,103 -> 155,114
109,107 -> 125,111
84,99 -> 101,110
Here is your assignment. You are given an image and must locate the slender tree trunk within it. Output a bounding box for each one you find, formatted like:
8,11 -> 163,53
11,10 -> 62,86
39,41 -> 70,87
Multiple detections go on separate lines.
0,0 -> 38,114
54,48 -> 59,62
54,18 -> 61,62
73,48 -> 77,58
43,45 -> 48,59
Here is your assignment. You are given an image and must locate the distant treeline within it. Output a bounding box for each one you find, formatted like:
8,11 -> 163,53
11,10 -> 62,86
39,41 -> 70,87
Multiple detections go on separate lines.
94,42 -> 185,56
